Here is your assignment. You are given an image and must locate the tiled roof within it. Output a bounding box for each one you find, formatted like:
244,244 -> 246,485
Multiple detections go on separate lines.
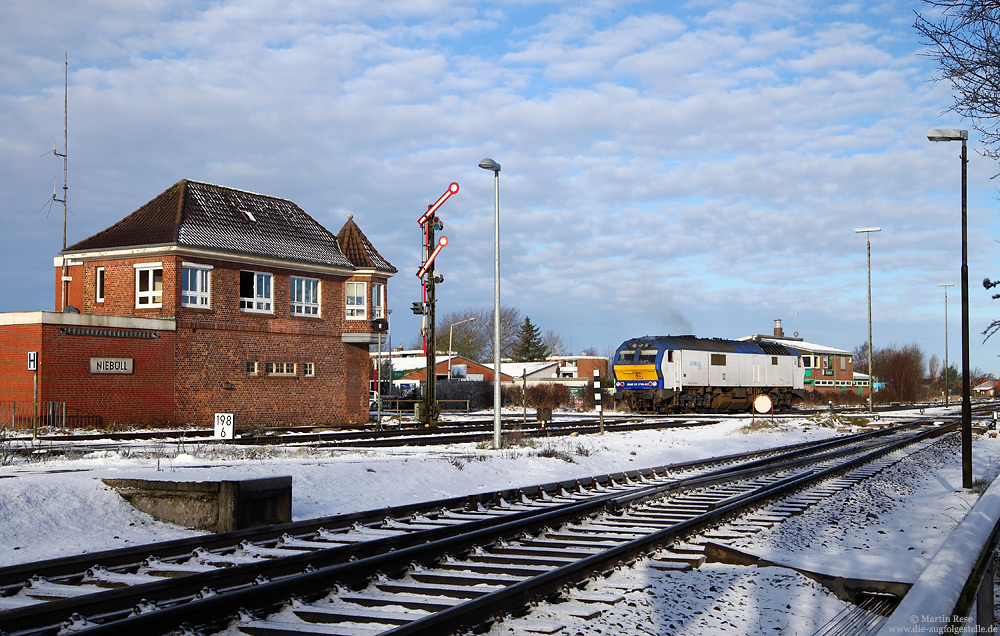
336,215 -> 396,272
65,180 -> 392,272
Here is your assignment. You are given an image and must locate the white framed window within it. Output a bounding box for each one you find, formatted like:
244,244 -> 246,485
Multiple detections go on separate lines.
240,270 -> 272,313
345,281 -> 367,319
303,362 -> 315,377
135,263 -> 162,308
266,361 -> 296,376
372,282 -> 385,319
246,361 -> 259,375
95,267 -> 105,303
181,263 -> 212,308
290,276 -> 320,316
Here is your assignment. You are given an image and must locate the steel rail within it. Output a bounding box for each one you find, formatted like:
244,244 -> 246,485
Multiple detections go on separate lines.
6,423 -> 951,636
379,422 -> 958,636
0,423 -> 905,589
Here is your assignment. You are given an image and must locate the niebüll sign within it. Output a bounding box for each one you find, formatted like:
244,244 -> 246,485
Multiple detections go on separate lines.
90,357 -> 134,374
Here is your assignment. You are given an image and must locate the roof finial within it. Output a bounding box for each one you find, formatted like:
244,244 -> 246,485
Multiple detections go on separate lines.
347,213 -> 353,221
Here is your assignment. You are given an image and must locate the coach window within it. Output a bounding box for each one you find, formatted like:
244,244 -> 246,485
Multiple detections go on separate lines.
181,263 -> 212,308
710,354 -> 726,366
771,356 -> 778,365
240,270 -> 273,313
345,281 -> 366,319
95,267 -> 105,303
134,263 -> 162,308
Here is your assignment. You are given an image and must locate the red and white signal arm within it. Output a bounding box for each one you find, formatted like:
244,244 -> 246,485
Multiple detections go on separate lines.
417,183 -> 459,226
416,236 -> 448,278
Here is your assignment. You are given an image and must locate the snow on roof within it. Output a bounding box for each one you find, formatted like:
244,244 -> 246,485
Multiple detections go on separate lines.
387,355 -> 452,373
483,361 -> 558,379
739,334 -> 851,356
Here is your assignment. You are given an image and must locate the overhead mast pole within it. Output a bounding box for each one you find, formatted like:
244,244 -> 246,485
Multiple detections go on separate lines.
55,52 -> 69,310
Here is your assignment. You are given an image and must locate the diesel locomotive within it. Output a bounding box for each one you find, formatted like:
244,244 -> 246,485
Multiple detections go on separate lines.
613,335 -> 804,412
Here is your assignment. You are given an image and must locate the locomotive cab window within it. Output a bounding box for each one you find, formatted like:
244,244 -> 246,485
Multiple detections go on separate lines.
710,354 -> 726,366
616,349 -> 637,364
667,350 -> 674,363
638,349 -> 658,364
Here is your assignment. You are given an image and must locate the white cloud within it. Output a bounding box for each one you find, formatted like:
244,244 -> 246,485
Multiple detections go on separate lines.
1,0 -> 998,369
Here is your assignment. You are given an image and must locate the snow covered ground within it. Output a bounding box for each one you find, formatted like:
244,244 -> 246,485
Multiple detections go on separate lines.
1,406 -> 998,635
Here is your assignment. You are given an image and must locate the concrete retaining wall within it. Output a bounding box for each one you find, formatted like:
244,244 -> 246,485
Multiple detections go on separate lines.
103,476 -> 292,532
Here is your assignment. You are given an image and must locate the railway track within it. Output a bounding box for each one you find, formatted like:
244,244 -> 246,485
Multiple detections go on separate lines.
0,420 -> 954,636
5,414 -> 716,458
5,400 -> 969,458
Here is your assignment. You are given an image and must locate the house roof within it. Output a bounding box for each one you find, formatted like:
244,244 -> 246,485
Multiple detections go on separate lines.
337,215 -> 395,272
65,180 -> 394,273
739,334 -> 851,356
487,361 -> 559,379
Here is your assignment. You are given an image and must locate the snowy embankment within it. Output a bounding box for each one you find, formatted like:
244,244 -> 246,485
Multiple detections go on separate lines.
1,406 -> 998,635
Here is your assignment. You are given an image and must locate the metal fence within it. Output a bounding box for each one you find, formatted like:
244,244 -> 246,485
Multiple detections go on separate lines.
0,401 -> 103,430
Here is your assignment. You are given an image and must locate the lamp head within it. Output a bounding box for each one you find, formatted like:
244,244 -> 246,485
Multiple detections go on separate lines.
927,128 -> 968,142
478,158 -> 501,172
854,227 -> 881,233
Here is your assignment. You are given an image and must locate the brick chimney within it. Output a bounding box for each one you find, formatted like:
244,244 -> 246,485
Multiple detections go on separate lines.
773,319 -> 784,338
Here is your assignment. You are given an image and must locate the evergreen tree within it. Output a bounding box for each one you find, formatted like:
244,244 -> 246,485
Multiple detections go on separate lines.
512,316 -> 549,362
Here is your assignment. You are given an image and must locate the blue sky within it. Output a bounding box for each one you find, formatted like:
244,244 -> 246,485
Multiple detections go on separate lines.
2,0 -> 1000,373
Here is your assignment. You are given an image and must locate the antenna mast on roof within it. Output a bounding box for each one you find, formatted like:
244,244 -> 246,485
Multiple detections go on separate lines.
53,52 -> 69,310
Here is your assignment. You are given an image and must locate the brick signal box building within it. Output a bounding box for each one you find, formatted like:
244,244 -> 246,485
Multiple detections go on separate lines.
0,180 -> 395,428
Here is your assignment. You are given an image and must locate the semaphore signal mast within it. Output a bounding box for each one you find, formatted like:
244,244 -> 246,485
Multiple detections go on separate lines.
412,182 -> 457,428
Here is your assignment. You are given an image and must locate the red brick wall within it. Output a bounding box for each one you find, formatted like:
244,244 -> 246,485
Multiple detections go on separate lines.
575,358 -> 608,379
40,325 -> 176,425
174,325 -> 370,427
0,320 -> 175,426
37,254 -> 389,427
0,324 -> 43,402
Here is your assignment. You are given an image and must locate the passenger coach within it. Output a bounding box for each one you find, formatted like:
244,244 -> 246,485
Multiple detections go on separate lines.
613,335 -> 804,412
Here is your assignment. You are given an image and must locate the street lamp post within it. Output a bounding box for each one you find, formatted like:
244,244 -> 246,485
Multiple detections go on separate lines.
855,226 -> 881,414
448,317 -> 476,376
479,158 -> 502,450
937,283 -> 954,406
927,128 -> 971,489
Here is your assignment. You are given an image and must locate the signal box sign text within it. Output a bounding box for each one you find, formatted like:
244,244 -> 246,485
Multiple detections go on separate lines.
90,357 -> 134,375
